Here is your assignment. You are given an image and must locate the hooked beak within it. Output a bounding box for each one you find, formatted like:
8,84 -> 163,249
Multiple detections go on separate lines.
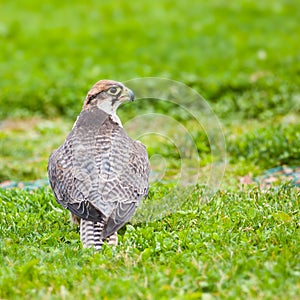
120,87 -> 135,102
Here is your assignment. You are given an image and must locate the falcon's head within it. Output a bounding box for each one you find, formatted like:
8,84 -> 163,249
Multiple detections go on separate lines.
83,80 -> 134,114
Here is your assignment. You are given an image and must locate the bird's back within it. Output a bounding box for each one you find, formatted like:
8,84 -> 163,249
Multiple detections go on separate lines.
48,106 -> 149,238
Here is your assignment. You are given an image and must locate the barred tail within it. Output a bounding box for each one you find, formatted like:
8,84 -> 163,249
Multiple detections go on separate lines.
80,219 -> 118,251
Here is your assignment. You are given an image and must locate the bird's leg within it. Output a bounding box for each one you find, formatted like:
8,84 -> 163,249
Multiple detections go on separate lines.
79,219 -> 118,250
80,219 -> 105,251
70,212 -> 81,226
106,232 -> 118,246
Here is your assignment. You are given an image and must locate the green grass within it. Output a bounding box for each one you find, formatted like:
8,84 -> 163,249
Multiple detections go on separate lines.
1,186 -> 299,299
1,0 -> 300,299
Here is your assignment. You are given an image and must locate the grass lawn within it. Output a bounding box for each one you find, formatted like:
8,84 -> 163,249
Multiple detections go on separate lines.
0,0 -> 300,299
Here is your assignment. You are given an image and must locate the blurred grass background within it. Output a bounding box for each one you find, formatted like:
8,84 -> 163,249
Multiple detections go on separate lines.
1,0 -> 299,119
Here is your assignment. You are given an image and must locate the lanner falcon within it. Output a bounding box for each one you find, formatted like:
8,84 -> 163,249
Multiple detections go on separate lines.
48,80 -> 150,250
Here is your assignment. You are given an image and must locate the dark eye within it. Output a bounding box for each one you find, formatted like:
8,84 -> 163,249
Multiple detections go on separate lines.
107,86 -> 121,95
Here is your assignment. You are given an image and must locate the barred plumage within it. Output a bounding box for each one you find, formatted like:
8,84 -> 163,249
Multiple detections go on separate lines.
48,80 -> 150,250
80,219 -> 118,250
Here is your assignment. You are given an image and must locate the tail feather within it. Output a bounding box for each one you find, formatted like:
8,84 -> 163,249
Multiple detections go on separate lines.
80,219 -> 118,251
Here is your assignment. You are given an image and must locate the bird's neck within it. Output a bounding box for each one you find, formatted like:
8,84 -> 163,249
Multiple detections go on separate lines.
97,102 -> 122,127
